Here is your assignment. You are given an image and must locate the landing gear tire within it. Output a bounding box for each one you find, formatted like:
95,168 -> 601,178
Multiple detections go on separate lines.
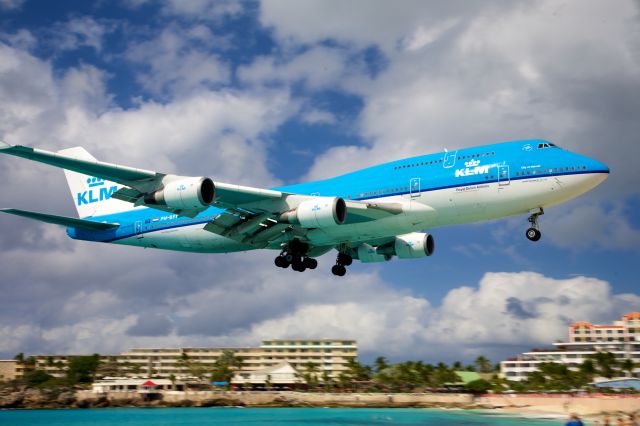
292,263 -> 306,272
303,257 -> 318,269
274,256 -> 290,268
337,253 -> 353,266
526,227 -> 541,242
331,264 -> 346,276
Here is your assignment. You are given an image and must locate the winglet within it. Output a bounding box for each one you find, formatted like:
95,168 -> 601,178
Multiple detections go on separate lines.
0,140 -> 12,150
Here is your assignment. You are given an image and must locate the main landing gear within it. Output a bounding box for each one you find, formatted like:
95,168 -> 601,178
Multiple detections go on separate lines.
526,207 -> 544,242
331,252 -> 352,277
274,239 -> 318,273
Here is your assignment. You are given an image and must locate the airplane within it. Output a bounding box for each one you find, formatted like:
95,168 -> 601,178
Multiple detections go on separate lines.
0,139 -> 608,276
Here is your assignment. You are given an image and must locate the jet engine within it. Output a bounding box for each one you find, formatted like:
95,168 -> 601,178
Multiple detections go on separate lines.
144,177 -> 215,210
377,232 -> 435,259
280,197 -> 347,228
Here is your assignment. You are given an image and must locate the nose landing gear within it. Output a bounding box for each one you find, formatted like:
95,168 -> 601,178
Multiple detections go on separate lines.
526,207 -> 544,242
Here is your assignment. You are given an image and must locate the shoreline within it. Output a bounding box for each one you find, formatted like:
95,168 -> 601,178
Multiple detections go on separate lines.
2,388 -> 639,419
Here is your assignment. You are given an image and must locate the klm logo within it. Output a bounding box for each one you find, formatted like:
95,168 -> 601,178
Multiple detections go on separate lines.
77,177 -> 118,206
455,160 -> 490,178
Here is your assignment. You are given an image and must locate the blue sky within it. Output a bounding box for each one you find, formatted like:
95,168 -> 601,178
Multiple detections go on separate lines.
0,0 -> 638,365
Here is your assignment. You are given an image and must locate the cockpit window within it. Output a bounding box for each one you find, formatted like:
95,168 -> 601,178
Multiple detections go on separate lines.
538,142 -> 560,149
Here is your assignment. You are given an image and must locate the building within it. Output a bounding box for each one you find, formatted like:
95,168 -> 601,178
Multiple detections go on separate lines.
14,339 -> 358,381
501,312 -> 640,381
0,360 -> 20,381
232,361 -> 302,389
91,378 -> 183,393
118,339 -> 357,380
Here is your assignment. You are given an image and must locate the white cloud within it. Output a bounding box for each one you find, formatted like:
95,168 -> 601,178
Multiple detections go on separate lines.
300,108 -> 336,125
239,46 -> 354,91
260,0 -> 490,53
401,19 -> 459,52
53,17 -> 110,52
543,202 -> 640,251
126,26 -> 230,96
0,0 -> 25,11
160,0 -> 243,20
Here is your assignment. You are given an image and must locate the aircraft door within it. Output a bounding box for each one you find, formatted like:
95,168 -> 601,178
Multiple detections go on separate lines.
498,165 -> 510,186
443,151 -> 457,168
135,220 -> 143,239
410,177 -> 421,198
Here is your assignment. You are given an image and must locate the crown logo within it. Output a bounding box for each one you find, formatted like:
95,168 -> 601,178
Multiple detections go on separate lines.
464,159 -> 480,167
87,177 -> 105,188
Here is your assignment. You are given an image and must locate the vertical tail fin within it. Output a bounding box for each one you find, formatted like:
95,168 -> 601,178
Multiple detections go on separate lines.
58,147 -> 136,219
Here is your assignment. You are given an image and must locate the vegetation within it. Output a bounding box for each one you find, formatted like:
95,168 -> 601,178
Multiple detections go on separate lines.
210,350 -> 243,384
4,350 -> 635,395
66,354 -> 101,383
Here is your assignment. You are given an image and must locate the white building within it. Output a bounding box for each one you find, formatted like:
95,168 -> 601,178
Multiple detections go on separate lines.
91,378 -> 181,393
232,362 -> 303,389
501,312 -> 640,381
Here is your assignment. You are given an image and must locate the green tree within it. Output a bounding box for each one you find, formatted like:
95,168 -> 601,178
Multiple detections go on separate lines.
374,356 -> 390,373
620,358 -> 635,378
465,379 -> 492,394
321,371 -> 333,392
590,352 -> 618,378
13,353 -> 24,363
474,356 -> 493,373
303,362 -> 320,390
210,350 -> 242,384
433,362 -> 458,387
24,370 -> 54,386
67,354 -> 101,384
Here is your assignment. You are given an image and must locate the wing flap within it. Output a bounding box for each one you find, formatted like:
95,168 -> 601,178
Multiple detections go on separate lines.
0,208 -> 119,231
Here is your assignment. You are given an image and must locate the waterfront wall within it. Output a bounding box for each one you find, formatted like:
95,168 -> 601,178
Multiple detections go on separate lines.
76,390 -> 475,407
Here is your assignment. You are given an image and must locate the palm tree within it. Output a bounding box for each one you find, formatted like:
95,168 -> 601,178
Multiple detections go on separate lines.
374,356 -> 389,373
620,358 -> 636,378
303,362 -> 320,390
321,371 -> 333,392
474,355 -> 493,373
590,351 -> 618,378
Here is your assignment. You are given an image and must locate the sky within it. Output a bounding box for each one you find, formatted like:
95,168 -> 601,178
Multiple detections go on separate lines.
0,0 -> 639,366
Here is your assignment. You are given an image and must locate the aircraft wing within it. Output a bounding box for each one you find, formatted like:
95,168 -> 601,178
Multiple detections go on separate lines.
0,141 -> 402,248
0,208 -> 119,231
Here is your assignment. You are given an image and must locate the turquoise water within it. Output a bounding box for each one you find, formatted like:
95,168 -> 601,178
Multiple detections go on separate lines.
0,407 -> 559,425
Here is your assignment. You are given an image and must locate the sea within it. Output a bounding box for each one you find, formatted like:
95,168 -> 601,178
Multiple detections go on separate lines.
0,407 -> 561,425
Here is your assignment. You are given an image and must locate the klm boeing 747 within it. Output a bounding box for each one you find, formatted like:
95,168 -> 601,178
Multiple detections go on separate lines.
0,139 -> 608,276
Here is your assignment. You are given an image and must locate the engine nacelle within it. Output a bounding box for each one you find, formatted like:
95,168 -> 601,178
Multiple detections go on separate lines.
281,197 -> 347,228
390,232 -> 435,259
144,177 -> 215,210
356,243 -> 392,263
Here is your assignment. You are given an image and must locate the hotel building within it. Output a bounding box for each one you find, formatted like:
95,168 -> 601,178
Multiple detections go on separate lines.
12,339 -> 357,381
501,312 -> 640,381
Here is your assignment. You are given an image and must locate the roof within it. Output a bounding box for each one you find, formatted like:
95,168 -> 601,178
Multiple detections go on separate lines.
92,378 -> 173,386
592,378 -> 640,391
446,371 -> 482,385
624,312 -> 640,320
250,361 -> 298,375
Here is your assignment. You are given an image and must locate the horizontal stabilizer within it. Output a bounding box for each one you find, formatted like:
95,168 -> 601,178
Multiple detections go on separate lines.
0,208 -> 119,231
